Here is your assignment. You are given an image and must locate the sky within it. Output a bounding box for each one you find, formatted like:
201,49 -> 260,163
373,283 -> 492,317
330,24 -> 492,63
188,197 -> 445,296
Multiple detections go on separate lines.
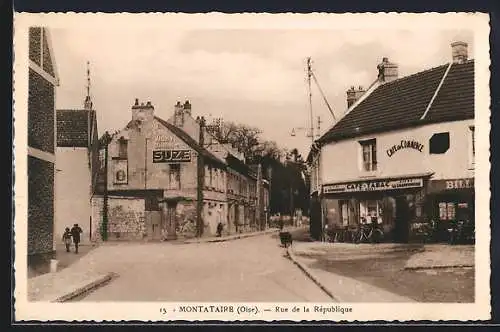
50,26 -> 474,156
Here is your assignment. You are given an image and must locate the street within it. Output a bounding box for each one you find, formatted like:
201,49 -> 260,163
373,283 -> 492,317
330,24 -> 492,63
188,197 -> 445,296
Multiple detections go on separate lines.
74,234 -> 332,302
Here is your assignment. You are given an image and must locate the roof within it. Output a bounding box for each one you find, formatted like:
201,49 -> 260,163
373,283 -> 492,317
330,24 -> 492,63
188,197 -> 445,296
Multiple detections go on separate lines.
57,109 -> 95,147
154,116 -> 227,168
318,60 -> 474,145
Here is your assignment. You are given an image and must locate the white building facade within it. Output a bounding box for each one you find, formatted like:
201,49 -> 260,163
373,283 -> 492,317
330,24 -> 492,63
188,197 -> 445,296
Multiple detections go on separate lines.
309,42 -> 475,243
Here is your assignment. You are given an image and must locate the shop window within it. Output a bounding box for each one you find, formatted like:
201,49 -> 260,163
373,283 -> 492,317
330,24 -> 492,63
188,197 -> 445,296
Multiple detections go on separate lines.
340,201 -> 349,226
359,200 -> 382,224
118,138 -> 128,159
359,139 -> 377,172
438,202 -> 456,221
429,132 -> 450,154
169,164 -> 181,189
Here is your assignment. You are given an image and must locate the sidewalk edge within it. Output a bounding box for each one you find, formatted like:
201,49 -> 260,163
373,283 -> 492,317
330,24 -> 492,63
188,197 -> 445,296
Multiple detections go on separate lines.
53,272 -> 118,303
286,246 -> 339,302
184,229 -> 279,244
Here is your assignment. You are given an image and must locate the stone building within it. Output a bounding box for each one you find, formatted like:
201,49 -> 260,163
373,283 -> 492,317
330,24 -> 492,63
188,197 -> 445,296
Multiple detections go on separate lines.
308,41 -> 475,243
91,99 -> 268,241
55,90 -> 100,243
27,27 -> 59,269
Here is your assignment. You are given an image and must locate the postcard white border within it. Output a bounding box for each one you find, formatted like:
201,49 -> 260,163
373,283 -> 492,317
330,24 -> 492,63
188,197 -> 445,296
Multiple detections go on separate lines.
13,12 -> 491,322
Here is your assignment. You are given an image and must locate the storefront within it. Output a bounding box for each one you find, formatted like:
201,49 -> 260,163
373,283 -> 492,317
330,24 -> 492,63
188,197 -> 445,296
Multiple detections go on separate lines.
321,173 -> 432,243
426,178 -> 475,243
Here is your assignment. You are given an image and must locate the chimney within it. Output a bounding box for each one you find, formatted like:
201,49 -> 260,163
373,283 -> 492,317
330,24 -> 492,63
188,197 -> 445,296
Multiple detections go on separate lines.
451,41 -> 468,64
377,57 -> 399,83
346,85 -> 366,108
173,101 -> 185,127
183,100 -> 192,115
131,98 -> 154,121
346,86 -> 356,108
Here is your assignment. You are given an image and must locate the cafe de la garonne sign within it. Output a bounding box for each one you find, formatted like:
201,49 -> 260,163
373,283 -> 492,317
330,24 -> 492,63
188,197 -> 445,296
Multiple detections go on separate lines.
386,139 -> 424,157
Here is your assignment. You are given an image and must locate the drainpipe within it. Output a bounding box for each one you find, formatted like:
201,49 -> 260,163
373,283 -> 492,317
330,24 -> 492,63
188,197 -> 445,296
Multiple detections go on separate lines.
102,141 -> 109,241
196,117 -> 206,237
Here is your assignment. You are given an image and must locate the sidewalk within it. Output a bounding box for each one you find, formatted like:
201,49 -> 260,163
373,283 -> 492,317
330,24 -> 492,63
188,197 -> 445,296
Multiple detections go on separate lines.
288,241 -> 475,302
28,268 -> 116,302
184,228 -> 279,244
287,245 -> 415,302
404,244 -> 474,270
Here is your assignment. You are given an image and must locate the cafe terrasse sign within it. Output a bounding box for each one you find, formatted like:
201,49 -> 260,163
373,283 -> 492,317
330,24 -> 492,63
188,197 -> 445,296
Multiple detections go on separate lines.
322,177 -> 424,194
386,139 -> 424,157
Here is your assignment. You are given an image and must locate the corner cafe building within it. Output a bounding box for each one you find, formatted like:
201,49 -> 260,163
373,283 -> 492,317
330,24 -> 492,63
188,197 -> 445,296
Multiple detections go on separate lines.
311,54 -> 475,243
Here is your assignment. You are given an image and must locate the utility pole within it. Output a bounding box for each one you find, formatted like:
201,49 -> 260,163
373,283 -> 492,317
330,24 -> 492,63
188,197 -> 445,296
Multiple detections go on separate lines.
306,57 -> 315,144
196,117 -> 206,238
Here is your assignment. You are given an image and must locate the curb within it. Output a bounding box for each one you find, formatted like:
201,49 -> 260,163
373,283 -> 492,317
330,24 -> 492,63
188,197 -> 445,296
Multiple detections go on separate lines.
53,272 -> 118,303
184,229 -> 279,244
404,264 -> 474,271
286,246 -> 338,302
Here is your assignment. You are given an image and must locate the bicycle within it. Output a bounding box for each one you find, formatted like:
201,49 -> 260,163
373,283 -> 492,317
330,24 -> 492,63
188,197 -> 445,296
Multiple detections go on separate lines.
355,223 -> 384,244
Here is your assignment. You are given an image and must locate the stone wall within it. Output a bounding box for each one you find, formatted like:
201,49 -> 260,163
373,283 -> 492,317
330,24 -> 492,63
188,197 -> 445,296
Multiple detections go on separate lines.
28,156 -> 55,256
107,197 -> 146,240
91,196 -> 104,242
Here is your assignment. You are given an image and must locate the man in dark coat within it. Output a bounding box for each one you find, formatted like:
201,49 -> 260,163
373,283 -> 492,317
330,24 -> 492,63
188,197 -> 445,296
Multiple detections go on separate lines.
70,223 -> 83,254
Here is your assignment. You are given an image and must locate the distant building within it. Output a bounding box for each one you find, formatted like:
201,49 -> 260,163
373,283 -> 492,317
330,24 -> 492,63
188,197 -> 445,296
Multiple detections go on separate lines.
91,99 -> 269,241
308,41 -> 475,243
55,92 -> 100,243
27,27 -> 59,269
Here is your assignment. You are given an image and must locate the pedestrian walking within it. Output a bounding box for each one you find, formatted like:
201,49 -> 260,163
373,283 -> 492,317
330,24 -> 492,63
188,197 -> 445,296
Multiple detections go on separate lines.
70,223 -> 83,254
62,227 -> 72,252
216,222 -> 224,237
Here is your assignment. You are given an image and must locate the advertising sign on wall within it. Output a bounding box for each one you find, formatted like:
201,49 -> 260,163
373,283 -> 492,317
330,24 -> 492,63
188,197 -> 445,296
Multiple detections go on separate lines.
113,159 -> 128,184
153,150 -> 192,163
323,177 -> 424,194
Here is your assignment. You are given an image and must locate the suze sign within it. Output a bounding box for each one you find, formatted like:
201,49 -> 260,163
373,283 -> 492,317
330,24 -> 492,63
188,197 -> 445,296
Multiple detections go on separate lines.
323,178 -> 424,194
153,150 -> 191,163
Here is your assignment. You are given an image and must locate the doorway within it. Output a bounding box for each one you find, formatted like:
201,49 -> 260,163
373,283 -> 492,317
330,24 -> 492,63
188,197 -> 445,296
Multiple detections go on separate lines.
394,196 -> 410,243
163,202 -> 177,240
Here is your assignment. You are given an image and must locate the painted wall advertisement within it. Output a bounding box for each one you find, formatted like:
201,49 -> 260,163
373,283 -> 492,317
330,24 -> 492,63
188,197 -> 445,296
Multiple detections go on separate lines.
323,177 -> 424,194
113,159 -> 128,184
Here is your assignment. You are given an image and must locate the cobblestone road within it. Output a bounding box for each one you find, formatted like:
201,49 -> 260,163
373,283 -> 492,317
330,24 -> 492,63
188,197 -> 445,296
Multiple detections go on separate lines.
76,234 -> 332,302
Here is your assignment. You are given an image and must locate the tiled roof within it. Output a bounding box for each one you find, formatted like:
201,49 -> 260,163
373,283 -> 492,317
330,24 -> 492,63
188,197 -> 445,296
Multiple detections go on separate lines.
318,60 -> 474,144
154,116 -> 227,168
57,109 -> 91,147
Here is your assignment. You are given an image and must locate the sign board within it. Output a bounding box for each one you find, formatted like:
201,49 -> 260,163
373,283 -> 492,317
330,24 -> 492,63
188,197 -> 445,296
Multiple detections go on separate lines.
428,178 -> 474,192
113,160 -> 128,184
323,177 -> 424,194
153,150 -> 192,163
386,139 -> 424,157
154,134 -> 183,150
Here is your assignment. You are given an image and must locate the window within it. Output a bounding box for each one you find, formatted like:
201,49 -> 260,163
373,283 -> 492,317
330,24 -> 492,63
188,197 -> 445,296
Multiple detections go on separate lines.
439,202 -> 456,221
169,164 -> 181,189
429,132 -> 450,154
340,201 -> 349,226
359,200 -> 383,224
469,126 -> 475,167
98,149 -> 106,169
359,139 -> 377,172
118,138 -> 128,159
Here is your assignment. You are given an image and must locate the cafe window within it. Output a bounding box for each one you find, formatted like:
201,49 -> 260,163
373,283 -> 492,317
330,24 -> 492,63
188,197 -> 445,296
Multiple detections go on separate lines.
429,132 -> 450,154
340,201 -> 349,226
359,200 -> 382,224
438,202 -> 456,221
118,138 -> 128,159
169,164 -> 181,189
359,139 -> 377,172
